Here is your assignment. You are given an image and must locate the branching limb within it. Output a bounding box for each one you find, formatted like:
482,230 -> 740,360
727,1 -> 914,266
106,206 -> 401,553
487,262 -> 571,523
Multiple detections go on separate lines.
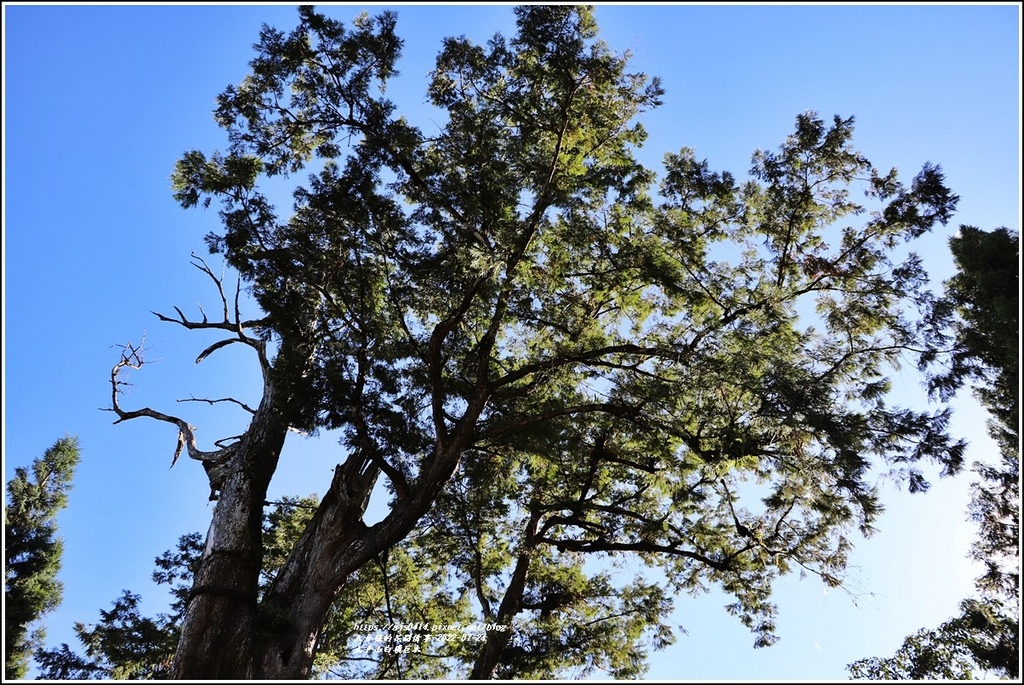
538,534 -> 732,573
105,340 -> 233,470
720,480 -> 753,539
151,254 -> 271,373
179,395 -> 257,415
478,401 -> 640,442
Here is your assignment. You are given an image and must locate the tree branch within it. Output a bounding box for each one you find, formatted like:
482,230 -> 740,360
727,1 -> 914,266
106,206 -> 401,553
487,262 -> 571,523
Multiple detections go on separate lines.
537,534 -> 732,573
429,274 -> 492,445
105,340 -> 232,469
491,343 -> 685,393
151,254 -> 271,373
478,402 -> 639,442
178,395 -> 257,415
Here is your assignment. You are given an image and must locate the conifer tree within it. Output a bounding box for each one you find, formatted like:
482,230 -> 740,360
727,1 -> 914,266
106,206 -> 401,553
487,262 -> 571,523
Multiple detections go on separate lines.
4,436 -> 80,680
105,6 -> 965,678
849,226 -> 1019,679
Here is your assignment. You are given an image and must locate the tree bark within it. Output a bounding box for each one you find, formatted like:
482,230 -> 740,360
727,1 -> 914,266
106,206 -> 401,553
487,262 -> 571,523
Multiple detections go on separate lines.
256,446 -> 467,679
469,510 -> 540,680
251,376 -> 493,678
170,388 -> 290,679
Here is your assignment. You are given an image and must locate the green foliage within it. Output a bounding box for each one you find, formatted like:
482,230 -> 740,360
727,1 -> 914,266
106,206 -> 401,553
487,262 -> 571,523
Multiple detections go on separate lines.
73,493 -> 674,679
4,436 -> 80,680
35,508 -> 294,680
124,4 -> 972,678
33,535 -> 200,681
38,499 -> 467,680
311,540 -> 475,679
850,226 -> 1019,680
489,560 -> 675,679
926,227 -> 1019,426
848,598 -> 1018,680
401,451 -> 678,679
936,227 -> 1019,601
34,591 -> 178,680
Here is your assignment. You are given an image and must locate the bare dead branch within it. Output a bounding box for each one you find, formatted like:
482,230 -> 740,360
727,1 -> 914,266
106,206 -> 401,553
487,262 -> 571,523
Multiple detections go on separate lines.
179,395 -> 257,415
195,338 -> 244,365
149,256 -> 272,375
107,340 -> 232,469
190,253 -> 231,322
150,307 -> 266,335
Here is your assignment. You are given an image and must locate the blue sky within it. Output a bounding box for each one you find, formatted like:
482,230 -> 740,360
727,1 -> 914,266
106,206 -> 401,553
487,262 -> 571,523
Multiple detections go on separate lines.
3,2 -> 1020,680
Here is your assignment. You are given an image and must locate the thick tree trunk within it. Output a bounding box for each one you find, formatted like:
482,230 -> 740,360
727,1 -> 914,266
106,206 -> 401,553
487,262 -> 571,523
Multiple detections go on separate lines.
168,317 -> 491,679
256,441 -> 474,678
251,387 -> 492,679
255,490 -> 449,678
170,394 -> 290,679
255,459 -> 375,679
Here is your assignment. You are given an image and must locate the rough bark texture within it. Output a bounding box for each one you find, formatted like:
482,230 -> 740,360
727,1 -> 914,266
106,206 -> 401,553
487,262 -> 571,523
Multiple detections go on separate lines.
108,271 -> 315,680
170,390 -> 289,679
256,449 -> 472,677
253,393 -> 490,679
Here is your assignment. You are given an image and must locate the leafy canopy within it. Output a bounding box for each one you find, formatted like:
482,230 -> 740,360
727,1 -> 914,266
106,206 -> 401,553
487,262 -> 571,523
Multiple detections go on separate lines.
850,226 -> 1019,680
4,436 -> 81,680
100,4 -> 971,678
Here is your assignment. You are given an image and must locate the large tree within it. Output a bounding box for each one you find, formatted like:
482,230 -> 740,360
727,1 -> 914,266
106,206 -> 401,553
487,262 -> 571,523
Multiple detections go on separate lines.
37,493 -> 671,679
935,226 -> 1019,605
849,226 -> 1020,680
107,5 -> 965,679
847,597 -> 1018,680
4,436 -> 81,679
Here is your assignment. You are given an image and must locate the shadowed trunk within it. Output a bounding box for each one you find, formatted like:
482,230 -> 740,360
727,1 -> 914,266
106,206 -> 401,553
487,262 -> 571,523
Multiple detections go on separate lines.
469,550 -> 532,680
170,390 -> 290,679
470,512 -> 540,680
255,443 -> 470,679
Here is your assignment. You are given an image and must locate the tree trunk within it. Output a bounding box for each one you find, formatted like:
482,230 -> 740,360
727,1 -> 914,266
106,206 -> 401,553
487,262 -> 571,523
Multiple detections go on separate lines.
469,548 -> 533,680
251,387 -> 492,679
167,319 -> 492,679
256,443 -> 473,678
170,392 -> 290,679
469,509 -> 542,679
256,486 -> 454,678
255,458 -> 375,679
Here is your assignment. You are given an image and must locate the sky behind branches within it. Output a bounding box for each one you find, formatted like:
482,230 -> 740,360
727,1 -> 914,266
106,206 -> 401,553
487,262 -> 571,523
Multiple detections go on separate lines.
3,2 -> 1021,680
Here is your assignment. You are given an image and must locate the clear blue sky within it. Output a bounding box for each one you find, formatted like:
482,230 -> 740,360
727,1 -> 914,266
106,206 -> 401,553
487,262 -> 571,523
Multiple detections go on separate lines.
3,2 -> 1020,680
